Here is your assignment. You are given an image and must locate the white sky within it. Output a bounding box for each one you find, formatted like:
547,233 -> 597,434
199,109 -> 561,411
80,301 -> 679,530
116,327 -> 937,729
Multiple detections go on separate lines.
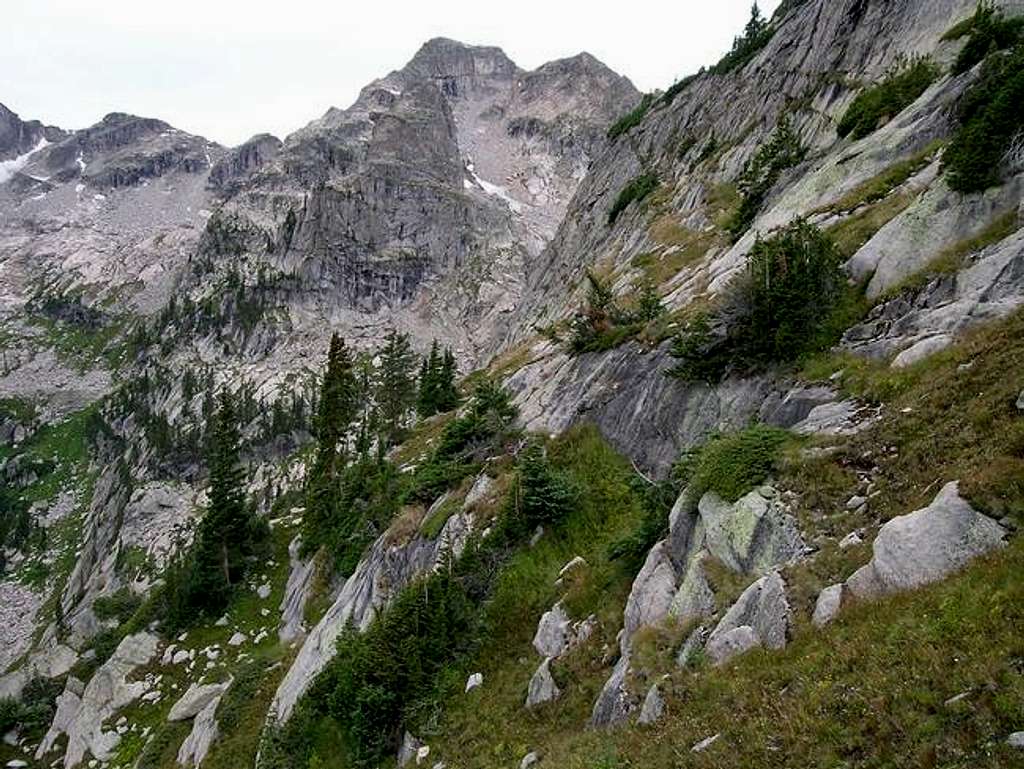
3,0 -> 781,147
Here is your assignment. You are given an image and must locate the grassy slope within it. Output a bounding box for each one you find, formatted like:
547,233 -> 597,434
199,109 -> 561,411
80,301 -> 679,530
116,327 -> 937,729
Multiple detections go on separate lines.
421,310 -> 1024,769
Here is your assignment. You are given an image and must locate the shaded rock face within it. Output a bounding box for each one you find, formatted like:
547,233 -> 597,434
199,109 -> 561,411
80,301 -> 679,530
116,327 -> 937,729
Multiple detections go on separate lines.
279,536 -> 316,644
209,133 -> 282,193
0,103 -> 64,162
846,482 -> 1005,598
525,657 -> 561,707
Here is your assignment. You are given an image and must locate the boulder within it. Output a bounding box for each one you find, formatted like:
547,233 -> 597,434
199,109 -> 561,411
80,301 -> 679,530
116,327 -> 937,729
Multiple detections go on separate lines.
520,752 -> 539,769
532,603 -> 572,658
525,658 -> 560,707
1007,731 -> 1024,748
464,673 -> 483,693
176,694 -> 223,767
398,732 -> 423,768
168,680 -> 232,722
1016,390 -> 1024,412
623,541 -> 677,639
589,655 -> 634,727
257,583 -> 272,600
706,572 -> 789,665
557,556 -> 587,579
637,681 -> 666,725
839,531 -> 863,550
462,474 -> 494,510
228,632 -> 247,647
812,584 -> 844,627
845,482 -> 1006,599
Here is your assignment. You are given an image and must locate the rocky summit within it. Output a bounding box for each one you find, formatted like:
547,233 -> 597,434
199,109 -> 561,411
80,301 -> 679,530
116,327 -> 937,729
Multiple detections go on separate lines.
2,2 -> 1024,769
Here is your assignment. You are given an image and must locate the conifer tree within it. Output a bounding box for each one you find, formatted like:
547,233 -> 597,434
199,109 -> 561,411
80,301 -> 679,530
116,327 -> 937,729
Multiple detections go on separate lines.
305,334 -> 359,548
190,390 -> 256,614
436,348 -> 460,412
376,330 -> 417,447
417,341 -> 442,417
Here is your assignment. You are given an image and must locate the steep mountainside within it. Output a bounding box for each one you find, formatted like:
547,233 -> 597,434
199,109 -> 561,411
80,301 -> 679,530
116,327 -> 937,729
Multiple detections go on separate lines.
2,2 -> 1024,769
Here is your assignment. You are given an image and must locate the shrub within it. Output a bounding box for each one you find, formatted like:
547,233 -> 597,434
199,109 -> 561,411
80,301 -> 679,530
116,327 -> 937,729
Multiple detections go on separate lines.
607,93 -> 655,141
743,219 -> 846,360
567,273 -> 665,355
670,220 -> 848,380
93,588 -> 144,623
728,116 -> 805,240
836,56 -> 940,140
677,425 -> 790,502
944,44 -> 1024,192
608,172 -> 659,226
514,443 -> 574,532
951,2 -> 1024,75
711,3 -> 775,76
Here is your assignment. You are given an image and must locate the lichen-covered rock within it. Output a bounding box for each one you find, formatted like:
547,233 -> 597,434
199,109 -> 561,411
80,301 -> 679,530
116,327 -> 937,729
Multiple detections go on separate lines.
697,488 -> 806,575
589,655 -> 635,728
532,603 -> 572,658
623,541 -> 678,639
845,482 -> 1005,599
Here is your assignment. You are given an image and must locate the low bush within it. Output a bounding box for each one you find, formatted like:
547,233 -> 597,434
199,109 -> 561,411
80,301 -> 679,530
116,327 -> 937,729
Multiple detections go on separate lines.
608,172 -> 659,226
951,2 -> 1024,75
677,425 -> 790,502
567,273 -> 664,355
944,43 -> 1024,192
607,94 -> 654,141
93,588 -> 144,623
728,116 -> 805,240
836,56 -> 940,140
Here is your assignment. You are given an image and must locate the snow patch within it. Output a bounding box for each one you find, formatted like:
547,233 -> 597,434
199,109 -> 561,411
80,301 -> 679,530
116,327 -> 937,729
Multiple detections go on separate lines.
0,138 -> 49,185
469,170 -> 523,213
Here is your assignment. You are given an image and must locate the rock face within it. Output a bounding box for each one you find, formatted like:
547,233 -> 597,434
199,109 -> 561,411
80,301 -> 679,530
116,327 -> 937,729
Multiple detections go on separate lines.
846,482 -> 1006,598
279,536 -> 316,643
271,509 -> 474,723
0,103 -> 64,163
637,681 -> 666,725
176,694 -> 223,767
36,632 -> 160,768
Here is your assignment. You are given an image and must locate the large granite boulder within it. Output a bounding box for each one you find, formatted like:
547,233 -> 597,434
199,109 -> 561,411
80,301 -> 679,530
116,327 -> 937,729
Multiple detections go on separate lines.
846,482 -> 1006,599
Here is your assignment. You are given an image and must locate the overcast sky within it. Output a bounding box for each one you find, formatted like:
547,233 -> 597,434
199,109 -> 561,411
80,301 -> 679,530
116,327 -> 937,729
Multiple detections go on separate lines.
4,0 -> 781,147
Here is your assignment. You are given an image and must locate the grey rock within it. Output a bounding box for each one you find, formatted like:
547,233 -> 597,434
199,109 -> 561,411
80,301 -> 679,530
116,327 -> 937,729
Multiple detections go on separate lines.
589,655 -> 635,728
168,680 -> 231,722
558,556 -> 587,579
846,482 -> 1006,599
271,510 -> 474,723
532,603 -> 572,659
637,681 -> 666,725
256,583 -> 272,600
697,488 -> 806,575
676,625 -> 709,668
5,761 -> 29,769
812,584 -> 844,627
227,632 -> 247,647
691,733 -> 721,753
520,752 -> 539,769
36,632 -> 159,768
839,531 -> 864,550
279,536 -> 315,644
525,658 -> 560,708
1007,731 -> 1024,748
706,572 -> 789,666
464,673 -> 483,693
1017,390 -> 1024,412
398,732 -> 423,768
622,541 -> 677,640
176,694 -> 223,767
846,495 -> 868,511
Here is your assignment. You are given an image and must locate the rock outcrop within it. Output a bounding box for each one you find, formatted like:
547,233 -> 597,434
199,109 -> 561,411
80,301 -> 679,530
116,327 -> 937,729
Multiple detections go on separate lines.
36,632 -> 160,768
705,572 -> 790,665
846,482 -> 1006,598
